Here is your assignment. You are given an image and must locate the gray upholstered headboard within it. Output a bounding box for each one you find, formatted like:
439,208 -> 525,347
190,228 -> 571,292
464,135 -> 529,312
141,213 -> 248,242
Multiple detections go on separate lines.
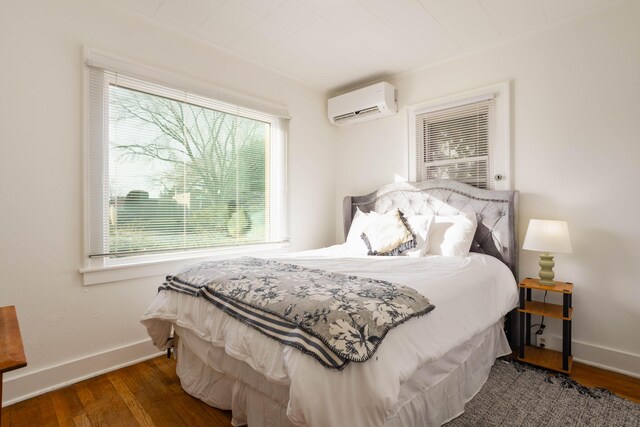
343,179 -> 519,279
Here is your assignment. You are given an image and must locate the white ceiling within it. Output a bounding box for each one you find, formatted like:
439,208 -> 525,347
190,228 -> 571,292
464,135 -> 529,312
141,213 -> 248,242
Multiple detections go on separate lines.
104,0 -> 620,92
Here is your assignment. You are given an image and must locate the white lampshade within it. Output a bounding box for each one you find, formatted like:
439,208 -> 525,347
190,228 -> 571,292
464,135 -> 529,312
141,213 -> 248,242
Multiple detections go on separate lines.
523,219 -> 572,254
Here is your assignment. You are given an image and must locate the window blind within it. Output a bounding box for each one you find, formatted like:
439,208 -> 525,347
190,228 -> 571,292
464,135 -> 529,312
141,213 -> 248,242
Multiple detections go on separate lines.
415,98 -> 495,189
87,67 -> 288,259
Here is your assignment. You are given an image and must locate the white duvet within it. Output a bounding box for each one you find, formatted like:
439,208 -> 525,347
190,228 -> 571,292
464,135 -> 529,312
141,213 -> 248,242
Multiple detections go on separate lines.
141,245 -> 518,427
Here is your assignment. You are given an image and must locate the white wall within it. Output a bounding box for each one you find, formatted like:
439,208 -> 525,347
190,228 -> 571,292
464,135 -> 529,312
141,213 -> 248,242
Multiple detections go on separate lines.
2,0 -> 638,407
0,0 -> 337,403
335,0 -> 640,376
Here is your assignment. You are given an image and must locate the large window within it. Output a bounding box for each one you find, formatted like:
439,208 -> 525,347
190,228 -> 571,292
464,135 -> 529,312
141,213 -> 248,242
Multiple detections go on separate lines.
409,82 -> 511,191
86,62 -> 288,268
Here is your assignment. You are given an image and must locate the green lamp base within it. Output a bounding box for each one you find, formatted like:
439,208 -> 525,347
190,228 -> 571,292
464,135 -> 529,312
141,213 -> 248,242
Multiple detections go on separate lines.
537,253 -> 555,286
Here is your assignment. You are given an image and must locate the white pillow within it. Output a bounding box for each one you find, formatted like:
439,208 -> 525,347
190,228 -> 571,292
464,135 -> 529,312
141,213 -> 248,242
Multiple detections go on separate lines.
345,208 -> 380,255
403,215 -> 434,257
426,212 -> 478,257
361,209 -> 415,256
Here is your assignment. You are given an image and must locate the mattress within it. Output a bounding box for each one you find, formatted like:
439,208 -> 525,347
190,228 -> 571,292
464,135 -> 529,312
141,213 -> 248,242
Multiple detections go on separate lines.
141,246 -> 518,426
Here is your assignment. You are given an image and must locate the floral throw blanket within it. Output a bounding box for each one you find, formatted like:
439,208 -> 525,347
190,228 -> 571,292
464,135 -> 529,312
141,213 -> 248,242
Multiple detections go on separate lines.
160,257 -> 435,370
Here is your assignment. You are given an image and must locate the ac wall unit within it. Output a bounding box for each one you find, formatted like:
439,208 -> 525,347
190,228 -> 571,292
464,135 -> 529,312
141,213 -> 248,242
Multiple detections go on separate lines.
328,82 -> 397,126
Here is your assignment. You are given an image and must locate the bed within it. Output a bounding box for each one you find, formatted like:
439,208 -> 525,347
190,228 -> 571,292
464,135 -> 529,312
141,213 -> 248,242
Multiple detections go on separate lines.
141,179 -> 520,427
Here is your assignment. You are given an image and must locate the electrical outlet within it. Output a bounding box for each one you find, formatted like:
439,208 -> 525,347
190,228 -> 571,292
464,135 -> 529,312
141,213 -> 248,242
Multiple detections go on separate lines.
537,331 -> 547,348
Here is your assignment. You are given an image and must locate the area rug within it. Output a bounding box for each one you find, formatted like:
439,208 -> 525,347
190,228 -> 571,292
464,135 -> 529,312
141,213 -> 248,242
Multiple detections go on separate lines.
446,359 -> 640,426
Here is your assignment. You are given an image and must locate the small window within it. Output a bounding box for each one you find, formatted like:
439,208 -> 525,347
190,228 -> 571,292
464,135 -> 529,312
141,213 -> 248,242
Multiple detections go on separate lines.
409,82 -> 511,190
86,66 -> 288,265
416,99 -> 493,189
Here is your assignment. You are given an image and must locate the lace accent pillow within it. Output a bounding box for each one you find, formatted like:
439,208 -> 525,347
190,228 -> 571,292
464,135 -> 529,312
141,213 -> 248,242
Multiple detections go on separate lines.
361,209 -> 416,256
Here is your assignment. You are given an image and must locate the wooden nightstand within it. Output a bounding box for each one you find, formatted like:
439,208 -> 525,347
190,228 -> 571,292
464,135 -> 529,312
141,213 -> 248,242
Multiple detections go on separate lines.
517,278 -> 573,373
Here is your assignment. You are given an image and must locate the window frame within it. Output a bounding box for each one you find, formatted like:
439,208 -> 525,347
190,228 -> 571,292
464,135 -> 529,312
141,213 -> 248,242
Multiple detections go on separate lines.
408,81 -> 511,191
81,50 -> 290,285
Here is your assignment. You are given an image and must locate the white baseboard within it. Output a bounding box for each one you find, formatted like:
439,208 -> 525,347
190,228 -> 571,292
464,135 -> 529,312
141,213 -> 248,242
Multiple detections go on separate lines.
2,339 -> 163,407
544,334 -> 640,378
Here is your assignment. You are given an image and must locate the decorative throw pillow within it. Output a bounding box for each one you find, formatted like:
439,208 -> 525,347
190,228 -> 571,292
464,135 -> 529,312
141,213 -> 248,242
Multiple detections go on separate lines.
361,209 -> 416,256
403,214 -> 434,257
426,212 -> 478,257
345,208 -> 381,255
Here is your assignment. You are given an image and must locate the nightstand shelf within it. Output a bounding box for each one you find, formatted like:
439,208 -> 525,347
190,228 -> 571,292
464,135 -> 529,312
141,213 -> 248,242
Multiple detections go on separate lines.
519,301 -> 573,320
519,345 -> 573,374
517,278 -> 573,373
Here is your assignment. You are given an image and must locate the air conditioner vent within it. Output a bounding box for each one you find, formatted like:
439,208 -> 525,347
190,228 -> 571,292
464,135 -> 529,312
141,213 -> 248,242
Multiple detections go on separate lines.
333,106 -> 383,122
333,112 -> 356,122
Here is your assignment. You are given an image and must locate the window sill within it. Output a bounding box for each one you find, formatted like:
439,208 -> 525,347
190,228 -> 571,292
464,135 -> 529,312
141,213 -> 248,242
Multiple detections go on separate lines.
80,242 -> 291,286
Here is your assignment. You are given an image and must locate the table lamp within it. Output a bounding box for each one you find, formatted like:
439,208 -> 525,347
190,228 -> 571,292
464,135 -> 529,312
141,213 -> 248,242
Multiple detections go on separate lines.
522,219 -> 572,286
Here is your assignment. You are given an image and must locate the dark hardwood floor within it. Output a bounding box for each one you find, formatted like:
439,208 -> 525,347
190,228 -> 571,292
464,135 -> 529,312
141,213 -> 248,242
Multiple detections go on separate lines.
569,361 -> 640,404
2,356 -> 639,426
2,357 -> 232,427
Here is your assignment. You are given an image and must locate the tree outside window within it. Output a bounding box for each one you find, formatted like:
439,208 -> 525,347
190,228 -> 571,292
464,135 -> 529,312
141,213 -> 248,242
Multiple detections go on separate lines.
107,85 -> 268,256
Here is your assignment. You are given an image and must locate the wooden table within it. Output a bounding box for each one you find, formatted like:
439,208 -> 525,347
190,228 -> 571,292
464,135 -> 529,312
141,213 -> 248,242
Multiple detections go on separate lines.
0,306 -> 27,425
